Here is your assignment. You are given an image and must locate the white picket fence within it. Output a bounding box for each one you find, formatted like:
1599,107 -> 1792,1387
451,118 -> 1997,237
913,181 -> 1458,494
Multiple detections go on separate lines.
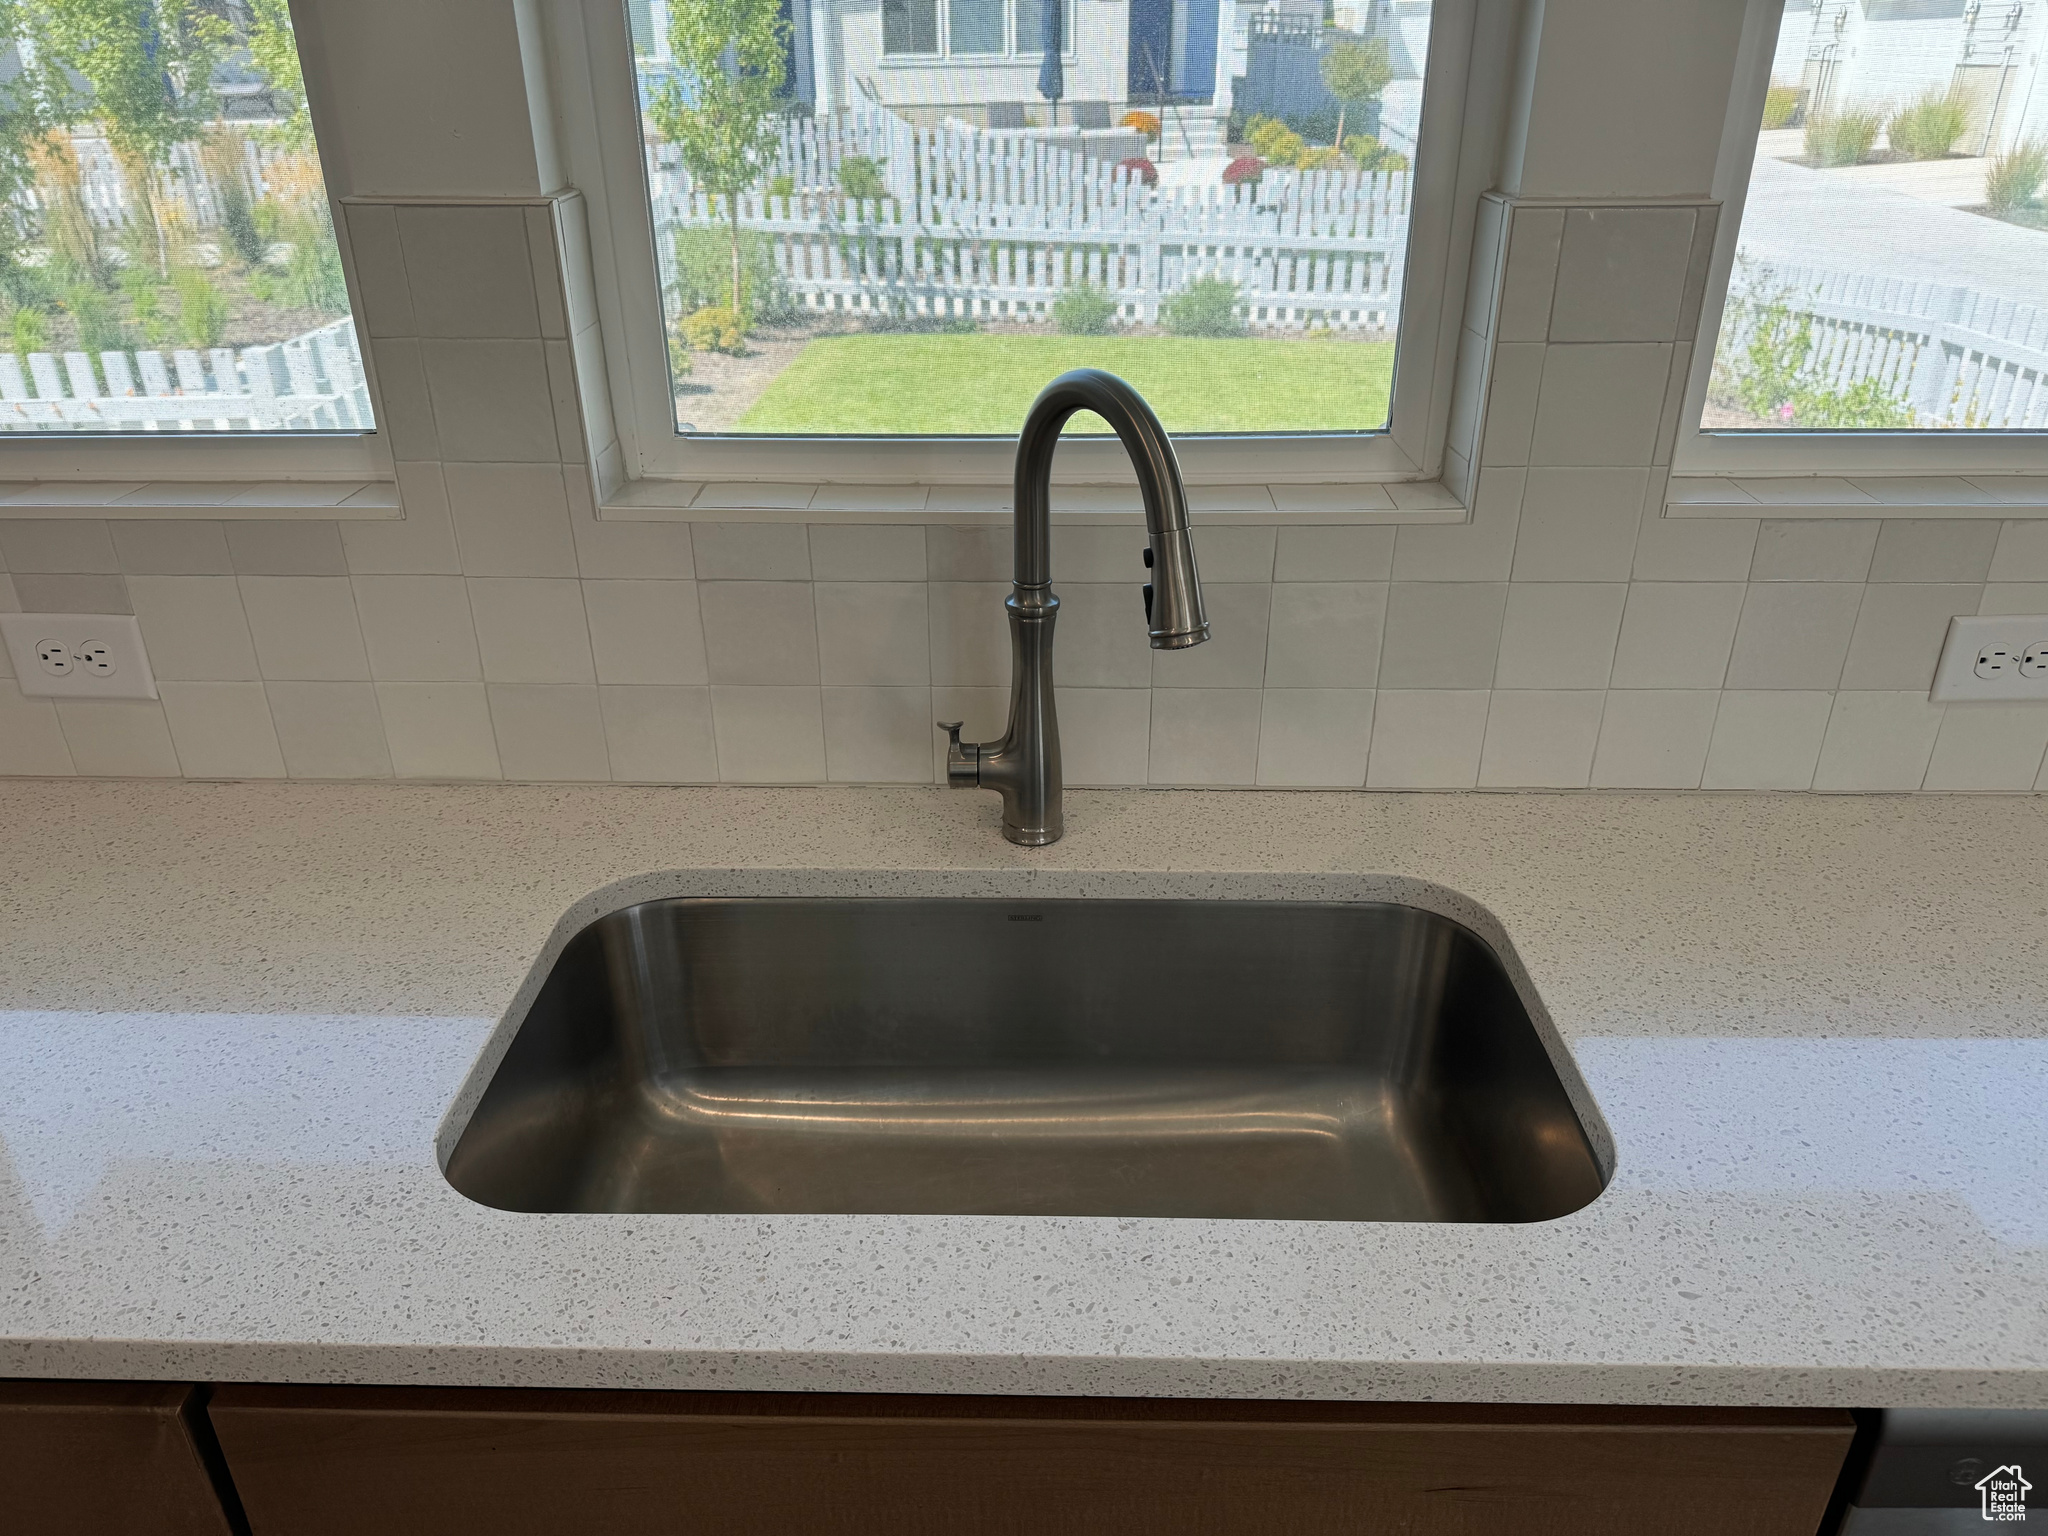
22,130 -> 303,236
650,103 -> 1411,332
0,317 -> 370,432
1730,263 -> 2048,429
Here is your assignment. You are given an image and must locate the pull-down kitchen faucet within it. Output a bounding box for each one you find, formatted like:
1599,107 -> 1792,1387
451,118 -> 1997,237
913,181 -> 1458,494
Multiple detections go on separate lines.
938,370 -> 1210,846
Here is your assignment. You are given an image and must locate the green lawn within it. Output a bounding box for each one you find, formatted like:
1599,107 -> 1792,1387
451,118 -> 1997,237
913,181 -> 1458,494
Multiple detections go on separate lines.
735,333 -> 1395,434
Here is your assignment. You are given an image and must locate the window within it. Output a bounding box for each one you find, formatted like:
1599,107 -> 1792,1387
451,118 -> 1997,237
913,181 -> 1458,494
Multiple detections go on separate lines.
0,1 -> 369,439
884,0 -> 941,56
1676,0 -> 2048,481
950,0 -> 1007,56
584,0 -> 1487,492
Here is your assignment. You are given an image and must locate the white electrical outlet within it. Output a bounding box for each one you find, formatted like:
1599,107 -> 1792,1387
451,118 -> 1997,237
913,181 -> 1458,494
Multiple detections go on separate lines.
1932,615 -> 2048,702
0,613 -> 158,700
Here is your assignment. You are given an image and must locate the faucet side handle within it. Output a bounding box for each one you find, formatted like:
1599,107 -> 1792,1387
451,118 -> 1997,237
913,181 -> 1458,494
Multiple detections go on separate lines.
937,720 -> 979,787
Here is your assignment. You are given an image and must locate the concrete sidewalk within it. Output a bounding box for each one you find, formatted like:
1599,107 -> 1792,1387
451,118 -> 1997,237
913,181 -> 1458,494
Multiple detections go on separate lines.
1737,151 -> 2048,309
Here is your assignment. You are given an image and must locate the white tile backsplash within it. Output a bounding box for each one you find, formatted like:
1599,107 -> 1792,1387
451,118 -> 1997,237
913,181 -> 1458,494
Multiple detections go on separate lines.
352,575 -> 482,681
487,683 -> 610,781
1493,582 -> 1624,689
377,682 -> 501,779
15,194 -> 2043,796
1365,690 -> 1489,788
1264,582 -> 1386,689
822,685 -> 934,782
1149,688 -> 1263,785
1813,692 -> 1945,791
265,681 -> 393,778
158,682 -> 286,779
710,686 -> 827,781
0,681 -> 74,775
469,578 -> 594,683
1379,582 -> 1508,689
1256,688 -> 1372,786
54,698 -> 181,777
1589,690 -> 1717,788
1478,690 -> 1604,788
1702,690 -> 1834,790
583,580 -> 707,685
814,582 -> 929,686
700,581 -> 820,685
238,577 -> 370,681
599,685 -> 719,782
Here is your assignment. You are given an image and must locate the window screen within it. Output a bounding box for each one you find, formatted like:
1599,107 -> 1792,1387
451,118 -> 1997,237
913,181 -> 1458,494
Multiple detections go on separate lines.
631,0 -> 1433,437
1705,0 -> 2048,432
0,1 -> 368,435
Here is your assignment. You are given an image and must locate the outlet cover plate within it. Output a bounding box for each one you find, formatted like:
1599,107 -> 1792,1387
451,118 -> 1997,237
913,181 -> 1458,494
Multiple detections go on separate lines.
0,612 -> 159,699
1931,614 -> 2048,702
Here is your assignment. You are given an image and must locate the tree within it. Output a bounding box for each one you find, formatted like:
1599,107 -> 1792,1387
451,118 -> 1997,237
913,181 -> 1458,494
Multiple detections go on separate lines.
649,0 -> 789,324
1320,37 -> 1392,156
0,3 -> 58,285
11,0 -> 231,274
244,0 -> 311,150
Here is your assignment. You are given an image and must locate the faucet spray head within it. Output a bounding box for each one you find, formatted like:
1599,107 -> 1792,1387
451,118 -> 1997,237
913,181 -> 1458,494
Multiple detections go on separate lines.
1143,527 -> 1210,650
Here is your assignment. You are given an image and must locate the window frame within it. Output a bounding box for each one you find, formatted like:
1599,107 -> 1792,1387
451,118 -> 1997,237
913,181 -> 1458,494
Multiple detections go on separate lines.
1671,0 -> 2048,482
550,0 -> 1499,499
0,5 -> 393,492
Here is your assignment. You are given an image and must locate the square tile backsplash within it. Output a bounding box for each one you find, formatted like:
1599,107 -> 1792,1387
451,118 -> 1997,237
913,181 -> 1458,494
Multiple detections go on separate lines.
2,196 -> 2046,793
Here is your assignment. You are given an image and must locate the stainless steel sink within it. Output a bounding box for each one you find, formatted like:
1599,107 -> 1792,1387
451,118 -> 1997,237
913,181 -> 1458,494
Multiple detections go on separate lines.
444,899 -> 1607,1223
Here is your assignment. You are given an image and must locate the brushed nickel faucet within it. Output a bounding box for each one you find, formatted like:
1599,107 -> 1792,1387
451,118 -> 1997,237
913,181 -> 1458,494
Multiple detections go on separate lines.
938,369 -> 1210,846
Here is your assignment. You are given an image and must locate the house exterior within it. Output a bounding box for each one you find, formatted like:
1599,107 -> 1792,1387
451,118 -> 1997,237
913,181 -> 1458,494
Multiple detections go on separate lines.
1771,0 -> 2048,156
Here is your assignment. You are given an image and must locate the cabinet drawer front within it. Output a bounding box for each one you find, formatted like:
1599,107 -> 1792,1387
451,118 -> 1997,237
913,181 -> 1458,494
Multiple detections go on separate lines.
208,1387 -> 1854,1536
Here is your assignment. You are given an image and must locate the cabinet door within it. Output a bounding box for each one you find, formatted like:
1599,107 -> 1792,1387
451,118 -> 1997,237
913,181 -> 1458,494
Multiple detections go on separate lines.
0,1380 -> 236,1536
209,1386 -> 1854,1536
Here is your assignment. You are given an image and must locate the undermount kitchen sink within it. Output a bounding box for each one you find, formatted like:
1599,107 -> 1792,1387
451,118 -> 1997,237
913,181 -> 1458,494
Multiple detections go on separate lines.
444,899 -> 1608,1223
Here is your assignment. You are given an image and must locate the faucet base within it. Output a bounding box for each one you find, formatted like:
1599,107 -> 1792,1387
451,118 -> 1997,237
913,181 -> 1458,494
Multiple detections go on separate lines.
1002,822 -> 1062,847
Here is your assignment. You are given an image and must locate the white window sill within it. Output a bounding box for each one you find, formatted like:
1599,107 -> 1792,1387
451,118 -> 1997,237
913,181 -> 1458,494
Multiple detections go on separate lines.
1666,474 -> 2048,520
599,479 -> 1468,524
0,481 -> 400,520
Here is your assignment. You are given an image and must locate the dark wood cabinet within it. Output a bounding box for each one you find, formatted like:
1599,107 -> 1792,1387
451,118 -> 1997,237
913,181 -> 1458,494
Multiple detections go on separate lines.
0,1380 -> 237,1536
209,1385 -> 1855,1536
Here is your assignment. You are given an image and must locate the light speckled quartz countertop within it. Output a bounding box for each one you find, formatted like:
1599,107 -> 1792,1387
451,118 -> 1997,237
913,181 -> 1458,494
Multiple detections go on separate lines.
1,780 -> 2044,1406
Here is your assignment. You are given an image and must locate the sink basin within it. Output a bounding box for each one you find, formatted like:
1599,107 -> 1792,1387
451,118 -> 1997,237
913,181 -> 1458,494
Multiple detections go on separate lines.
444,899 -> 1607,1223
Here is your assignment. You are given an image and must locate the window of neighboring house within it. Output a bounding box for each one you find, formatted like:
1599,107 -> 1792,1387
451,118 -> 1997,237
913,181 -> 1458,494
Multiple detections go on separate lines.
884,0 -> 942,56
606,0 -> 1457,475
0,1 -> 370,439
1678,0 -> 2048,479
949,0 -> 1007,56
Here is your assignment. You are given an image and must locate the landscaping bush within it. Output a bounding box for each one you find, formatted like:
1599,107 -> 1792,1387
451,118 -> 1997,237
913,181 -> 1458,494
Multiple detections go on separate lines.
766,173 -> 796,200
172,268 -> 230,348
1121,109 -> 1160,140
1244,114 -> 1306,166
120,269 -> 173,346
1986,139 -> 2048,213
63,282 -> 125,353
1295,145 -> 1345,172
1222,155 -> 1265,187
1804,104 -> 1882,166
1160,275 -> 1243,338
1053,282 -> 1116,335
684,305 -> 747,354
671,225 -> 797,326
1761,85 -> 1802,131
11,305 -> 46,358
1721,279 -> 1915,429
1117,156 -> 1158,187
837,154 -> 889,203
1344,134 -> 1407,172
1887,88 -> 1970,161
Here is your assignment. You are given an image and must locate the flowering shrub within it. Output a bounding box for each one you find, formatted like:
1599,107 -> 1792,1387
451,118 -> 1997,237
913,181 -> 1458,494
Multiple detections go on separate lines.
1120,110 -> 1160,139
1222,155 -> 1265,186
1117,156 -> 1158,187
